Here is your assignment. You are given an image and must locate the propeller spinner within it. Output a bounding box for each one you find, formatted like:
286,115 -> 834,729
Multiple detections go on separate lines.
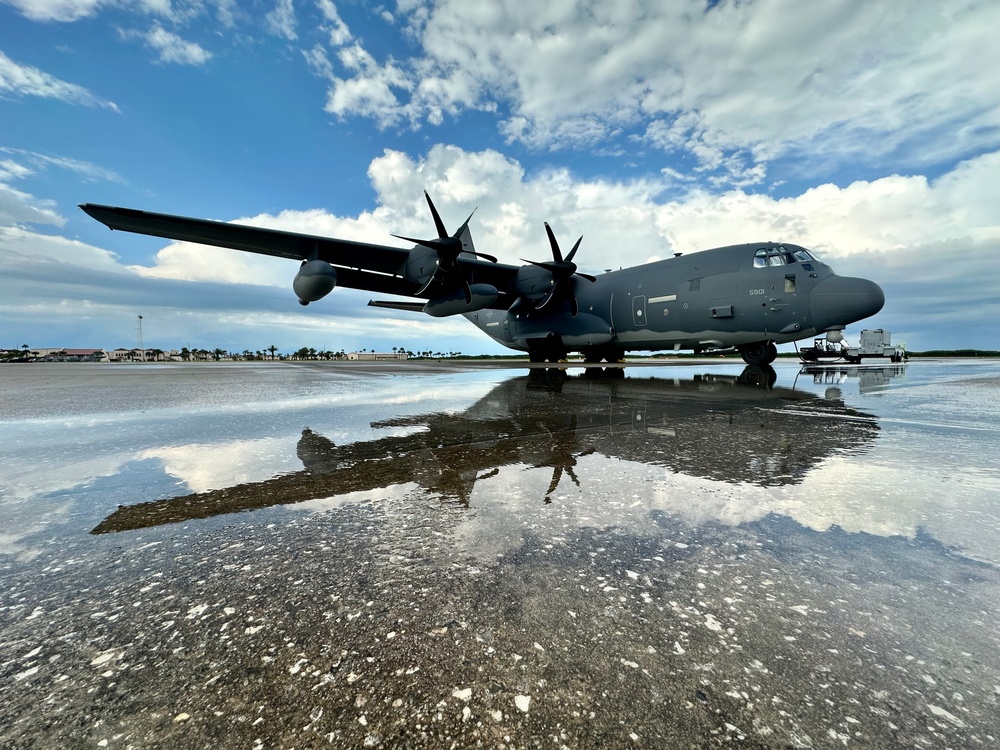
393,191 -> 496,301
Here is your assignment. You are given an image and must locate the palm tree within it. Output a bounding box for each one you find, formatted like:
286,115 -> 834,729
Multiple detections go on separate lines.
268,345 -> 278,361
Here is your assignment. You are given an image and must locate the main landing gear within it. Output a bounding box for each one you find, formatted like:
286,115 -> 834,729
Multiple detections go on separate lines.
738,341 -> 777,366
528,345 -> 568,364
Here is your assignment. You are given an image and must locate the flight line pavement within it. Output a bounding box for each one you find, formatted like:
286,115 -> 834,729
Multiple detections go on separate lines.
4,477 -> 998,748
2,359 -> 999,748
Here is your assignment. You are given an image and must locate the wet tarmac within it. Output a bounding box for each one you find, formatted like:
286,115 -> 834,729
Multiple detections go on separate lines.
2,359 -> 999,748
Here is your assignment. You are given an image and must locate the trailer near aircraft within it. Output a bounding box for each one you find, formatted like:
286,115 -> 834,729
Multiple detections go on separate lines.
80,193 -> 885,364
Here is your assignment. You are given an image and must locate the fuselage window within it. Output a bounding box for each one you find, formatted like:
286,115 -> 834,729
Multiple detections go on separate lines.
689,278 -> 701,292
793,249 -> 814,262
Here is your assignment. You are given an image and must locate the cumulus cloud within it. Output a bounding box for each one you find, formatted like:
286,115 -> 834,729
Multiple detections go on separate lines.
120,144 -> 999,350
316,0 -> 1000,185
5,142 -> 997,352
0,50 -> 119,110
317,0 -> 351,46
321,43 -> 412,128
130,143 -> 999,276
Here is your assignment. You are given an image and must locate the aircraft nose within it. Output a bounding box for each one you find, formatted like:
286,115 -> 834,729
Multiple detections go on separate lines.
810,275 -> 885,329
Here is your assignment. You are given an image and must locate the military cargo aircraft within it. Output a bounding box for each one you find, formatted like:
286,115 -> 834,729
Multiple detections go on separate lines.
80,193 -> 884,364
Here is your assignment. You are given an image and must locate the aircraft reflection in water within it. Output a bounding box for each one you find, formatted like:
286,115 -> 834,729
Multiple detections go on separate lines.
92,366 -> 879,534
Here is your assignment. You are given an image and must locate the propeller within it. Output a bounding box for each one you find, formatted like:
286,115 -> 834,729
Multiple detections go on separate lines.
392,191 -> 496,301
520,223 -> 597,316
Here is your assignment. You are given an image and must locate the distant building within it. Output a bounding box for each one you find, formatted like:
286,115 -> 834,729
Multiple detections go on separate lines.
347,351 -> 408,361
29,348 -> 107,362
62,349 -> 107,362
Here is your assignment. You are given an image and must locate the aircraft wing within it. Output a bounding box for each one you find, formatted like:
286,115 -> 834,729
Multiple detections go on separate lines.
80,203 -> 523,302
80,203 -> 410,273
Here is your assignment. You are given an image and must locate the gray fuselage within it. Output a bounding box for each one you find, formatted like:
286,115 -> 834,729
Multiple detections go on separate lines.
464,242 -> 884,360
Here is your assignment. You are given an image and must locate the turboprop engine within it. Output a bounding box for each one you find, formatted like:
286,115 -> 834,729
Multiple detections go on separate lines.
293,259 -> 337,305
423,283 -> 498,317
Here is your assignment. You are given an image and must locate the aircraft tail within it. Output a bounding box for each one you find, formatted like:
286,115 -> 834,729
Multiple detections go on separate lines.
457,222 -> 477,256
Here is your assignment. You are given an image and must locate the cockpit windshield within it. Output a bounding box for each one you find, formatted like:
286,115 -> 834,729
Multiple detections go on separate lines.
753,245 -> 815,268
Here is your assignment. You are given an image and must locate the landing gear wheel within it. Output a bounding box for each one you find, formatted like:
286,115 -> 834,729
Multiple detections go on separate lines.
739,341 -> 777,366
528,346 -> 567,364
765,341 -> 777,365
583,346 -> 620,364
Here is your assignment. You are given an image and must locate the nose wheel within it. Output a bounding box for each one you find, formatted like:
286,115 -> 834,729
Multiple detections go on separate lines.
738,341 -> 777,365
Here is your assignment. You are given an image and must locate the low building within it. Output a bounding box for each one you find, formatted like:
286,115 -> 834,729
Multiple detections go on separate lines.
29,348 -> 107,362
62,349 -> 107,362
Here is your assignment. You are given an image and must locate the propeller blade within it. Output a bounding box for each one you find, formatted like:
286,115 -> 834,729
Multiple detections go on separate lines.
577,272 -> 597,282
569,290 -> 579,317
544,222 -> 563,262
391,233 -> 450,251
424,191 -> 448,238
565,236 -> 583,263
546,466 -> 563,497
462,281 -> 472,304
520,258 -> 563,274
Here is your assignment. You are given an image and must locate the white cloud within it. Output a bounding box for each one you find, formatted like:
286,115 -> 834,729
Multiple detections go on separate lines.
5,143 -> 997,352
123,144 -> 999,351
323,0 -> 1000,181
265,0 -> 297,41
129,143 -> 1000,283
0,160 -> 34,182
0,227 -> 123,269
0,50 -> 119,110
322,43 -> 412,127
2,0 -> 186,22
0,186 -> 63,227
1,0 -> 105,22
317,0 -> 351,46
141,24 -> 214,65
0,148 -> 124,184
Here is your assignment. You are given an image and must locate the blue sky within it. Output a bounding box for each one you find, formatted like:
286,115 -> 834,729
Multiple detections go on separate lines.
2,0 -> 999,356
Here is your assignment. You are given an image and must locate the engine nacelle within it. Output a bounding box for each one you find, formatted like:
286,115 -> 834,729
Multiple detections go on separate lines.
423,284 -> 498,318
293,260 -> 337,305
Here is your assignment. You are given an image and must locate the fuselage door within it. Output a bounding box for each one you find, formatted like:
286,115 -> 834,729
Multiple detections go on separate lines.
632,295 -> 647,327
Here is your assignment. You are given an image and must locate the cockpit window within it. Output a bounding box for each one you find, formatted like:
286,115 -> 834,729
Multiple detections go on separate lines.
754,246 -> 815,268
